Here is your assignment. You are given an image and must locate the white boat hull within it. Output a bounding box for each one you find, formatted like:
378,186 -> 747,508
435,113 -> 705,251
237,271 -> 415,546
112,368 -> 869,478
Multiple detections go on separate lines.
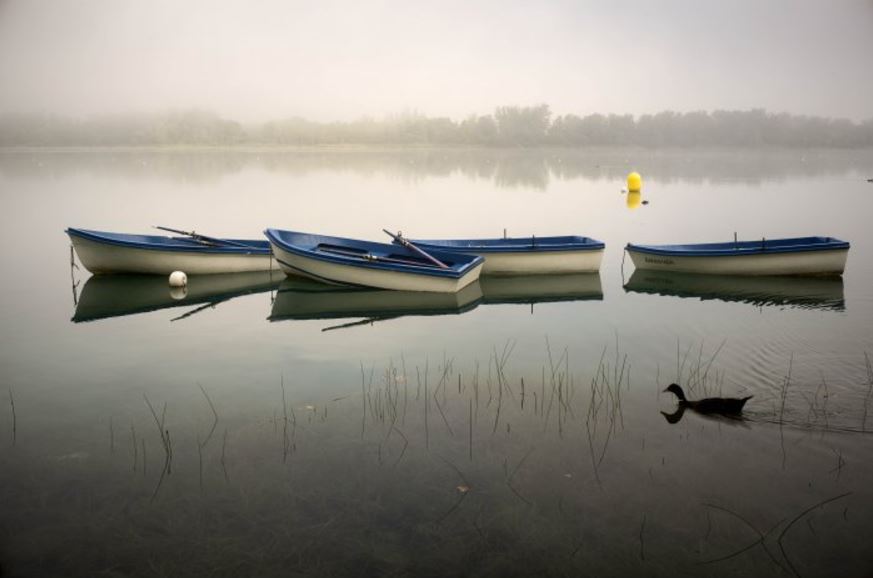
72,235 -> 279,275
627,248 -> 848,276
270,242 -> 483,293
478,249 -> 604,275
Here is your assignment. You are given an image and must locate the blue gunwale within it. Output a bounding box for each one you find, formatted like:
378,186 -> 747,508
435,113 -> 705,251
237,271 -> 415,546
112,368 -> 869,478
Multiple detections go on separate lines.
626,236 -> 849,258
408,235 -> 605,254
66,228 -> 271,254
265,229 -> 484,279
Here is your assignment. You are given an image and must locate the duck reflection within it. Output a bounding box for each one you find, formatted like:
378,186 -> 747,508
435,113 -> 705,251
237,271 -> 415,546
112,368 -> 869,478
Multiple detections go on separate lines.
72,271 -> 282,323
624,270 -> 845,311
661,405 -> 750,425
660,405 -> 755,426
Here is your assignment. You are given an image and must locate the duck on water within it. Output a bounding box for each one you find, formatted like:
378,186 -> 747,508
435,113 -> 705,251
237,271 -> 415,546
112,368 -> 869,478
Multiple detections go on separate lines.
662,383 -> 753,423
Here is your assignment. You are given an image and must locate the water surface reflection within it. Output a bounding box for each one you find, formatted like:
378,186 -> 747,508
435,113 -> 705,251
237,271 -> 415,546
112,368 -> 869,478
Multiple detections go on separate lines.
623,270 -> 845,311
2,147 -> 873,577
3,147 -> 872,189
72,271 -> 282,323
269,278 -> 483,327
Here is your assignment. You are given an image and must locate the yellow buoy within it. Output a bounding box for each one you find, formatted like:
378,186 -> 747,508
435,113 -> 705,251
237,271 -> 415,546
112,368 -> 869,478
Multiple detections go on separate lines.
627,172 -> 642,192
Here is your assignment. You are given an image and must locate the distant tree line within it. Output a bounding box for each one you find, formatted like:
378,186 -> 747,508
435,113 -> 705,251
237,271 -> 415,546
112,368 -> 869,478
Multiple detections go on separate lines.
0,110 -> 245,147
2,106 -> 872,147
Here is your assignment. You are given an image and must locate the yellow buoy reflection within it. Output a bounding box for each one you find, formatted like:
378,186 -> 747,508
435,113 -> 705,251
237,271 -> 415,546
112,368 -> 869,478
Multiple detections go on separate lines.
627,190 -> 642,209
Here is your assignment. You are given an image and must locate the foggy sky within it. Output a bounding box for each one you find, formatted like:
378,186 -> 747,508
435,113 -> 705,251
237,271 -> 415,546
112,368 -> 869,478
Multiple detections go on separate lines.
1,0 -> 872,123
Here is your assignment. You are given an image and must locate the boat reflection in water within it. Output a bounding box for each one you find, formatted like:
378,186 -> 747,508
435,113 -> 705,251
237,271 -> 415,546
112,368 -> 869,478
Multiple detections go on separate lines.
479,273 -> 603,306
72,271 -> 283,323
270,273 -> 603,330
269,278 -> 483,330
623,270 -> 845,311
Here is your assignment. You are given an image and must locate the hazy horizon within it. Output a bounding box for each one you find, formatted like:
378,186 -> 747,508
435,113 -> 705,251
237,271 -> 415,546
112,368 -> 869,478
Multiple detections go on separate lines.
1,0 -> 872,123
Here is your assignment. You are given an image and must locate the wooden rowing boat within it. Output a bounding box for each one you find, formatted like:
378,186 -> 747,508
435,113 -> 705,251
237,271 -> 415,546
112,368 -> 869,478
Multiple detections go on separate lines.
265,229 -> 484,293
407,235 -> 605,275
67,228 -> 277,275
625,236 -> 849,276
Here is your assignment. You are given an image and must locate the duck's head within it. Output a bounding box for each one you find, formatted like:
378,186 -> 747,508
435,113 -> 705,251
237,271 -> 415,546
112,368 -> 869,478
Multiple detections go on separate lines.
663,383 -> 687,402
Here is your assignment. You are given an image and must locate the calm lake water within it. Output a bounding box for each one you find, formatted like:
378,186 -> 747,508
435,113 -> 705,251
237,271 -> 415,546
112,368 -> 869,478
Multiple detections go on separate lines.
1,147 -> 872,577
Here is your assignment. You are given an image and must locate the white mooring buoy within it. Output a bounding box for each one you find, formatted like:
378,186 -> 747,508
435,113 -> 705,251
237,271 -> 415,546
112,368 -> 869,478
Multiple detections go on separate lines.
169,270 -> 188,288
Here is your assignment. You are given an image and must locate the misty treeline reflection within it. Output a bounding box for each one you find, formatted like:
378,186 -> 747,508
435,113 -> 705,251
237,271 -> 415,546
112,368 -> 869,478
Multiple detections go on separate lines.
2,105 -> 873,148
2,147 -> 871,189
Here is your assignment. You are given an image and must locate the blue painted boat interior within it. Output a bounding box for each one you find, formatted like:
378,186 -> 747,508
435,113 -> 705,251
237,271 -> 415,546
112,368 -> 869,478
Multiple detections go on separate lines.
66,228 -> 271,253
264,229 -> 484,278
626,236 -> 850,257
409,235 -> 605,253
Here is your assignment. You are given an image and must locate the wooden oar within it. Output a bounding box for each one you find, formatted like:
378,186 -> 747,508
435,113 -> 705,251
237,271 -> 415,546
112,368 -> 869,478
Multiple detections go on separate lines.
316,246 -> 440,268
170,299 -> 228,322
321,316 -> 400,332
154,226 -> 260,250
382,229 -> 448,269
